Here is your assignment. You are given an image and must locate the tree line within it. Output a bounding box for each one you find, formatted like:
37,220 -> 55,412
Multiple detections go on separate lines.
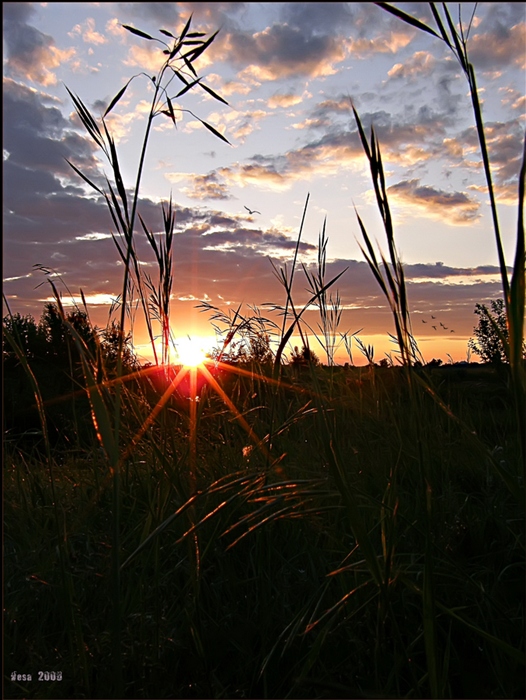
3,302 -> 137,371
3,298 -> 522,370
3,303 -> 138,445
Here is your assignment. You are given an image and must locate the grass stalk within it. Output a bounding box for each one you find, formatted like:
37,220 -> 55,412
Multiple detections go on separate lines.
376,0 -> 525,472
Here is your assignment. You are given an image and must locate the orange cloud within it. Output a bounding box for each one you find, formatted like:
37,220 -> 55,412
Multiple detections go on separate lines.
350,30 -> 413,58
268,93 -> 305,109
183,173 -> 233,201
387,51 -> 436,80
387,179 -> 481,225
8,43 -> 76,86
69,18 -> 107,45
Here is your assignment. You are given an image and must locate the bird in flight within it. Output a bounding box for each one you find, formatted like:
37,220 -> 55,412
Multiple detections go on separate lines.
431,315 -> 436,319
440,322 -> 446,328
450,329 -> 455,333
432,325 -> 437,330
422,319 -> 427,323
244,206 -> 261,215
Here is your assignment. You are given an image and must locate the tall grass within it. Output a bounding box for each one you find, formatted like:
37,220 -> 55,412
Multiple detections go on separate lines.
4,6 -> 525,699
50,17 -> 229,697
376,0 -> 525,476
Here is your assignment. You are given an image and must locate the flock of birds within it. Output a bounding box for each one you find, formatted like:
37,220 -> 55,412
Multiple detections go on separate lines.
420,315 -> 455,332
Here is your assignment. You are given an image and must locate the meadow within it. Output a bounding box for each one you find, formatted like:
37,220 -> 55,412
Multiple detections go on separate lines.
3,6 -> 525,699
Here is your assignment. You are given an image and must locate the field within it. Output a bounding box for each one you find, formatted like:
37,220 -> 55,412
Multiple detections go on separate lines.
3,5 -> 525,699
4,358 -> 525,699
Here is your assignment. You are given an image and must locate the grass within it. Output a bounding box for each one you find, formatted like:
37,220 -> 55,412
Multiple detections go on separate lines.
4,6 -> 525,699
4,362 -> 524,698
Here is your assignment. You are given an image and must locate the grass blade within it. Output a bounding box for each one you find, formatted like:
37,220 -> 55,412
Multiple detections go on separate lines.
199,81 -> 229,106
374,2 -> 442,39
122,25 -> 156,41
103,78 -> 133,118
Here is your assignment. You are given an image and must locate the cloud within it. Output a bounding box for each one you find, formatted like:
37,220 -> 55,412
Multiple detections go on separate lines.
387,179 -> 481,224
206,73 -> 253,96
99,99 -> 150,144
105,17 -> 126,39
116,2 -> 247,31
183,172 -> 233,201
3,9 -> 76,86
3,78 -> 98,176
279,2 -> 356,35
69,17 -> 107,45
469,3 -> 526,71
3,2 -> 35,23
209,107 -> 449,192
3,106 -> 506,347
113,2 -> 181,27
499,87 -> 526,114
387,51 -> 436,80
268,93 -> 304,109
222,23 -> 348,81
481,121 -> 525,185
350,30 -> 414,58
470,22 -> 526,71
170,87 -> 522,212
440,118 -> 524,194
123,42 -> 168,72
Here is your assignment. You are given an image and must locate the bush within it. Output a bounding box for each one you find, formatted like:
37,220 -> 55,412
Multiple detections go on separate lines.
467,298 -> 525,364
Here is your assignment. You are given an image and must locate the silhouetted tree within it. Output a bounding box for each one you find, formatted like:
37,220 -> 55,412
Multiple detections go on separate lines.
3,313 -> 46,360
467,299 -> 525,365
38,303 -> 98,365
425,358 -> 443,368
290,345 -> 320,367
3,305 -> 139,445
99,321 -> 138,374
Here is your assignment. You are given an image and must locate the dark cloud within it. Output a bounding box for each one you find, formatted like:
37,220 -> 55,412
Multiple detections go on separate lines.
3,5 -> 74,85
404,262 -> 505,280
3,18 -> 53,77
279,2 -> 411,43
199,227 -> 316,255
445,119 -> 524,187
3,79 -> 104,227
3,80 -> 97,179
113,2 -> 246,33
3,166 -> 505,341
475,2 -> 526,42
2,2 -> 35,23
224,22 -> 346,80
469,22 -> 525,71
279,2 -> 356,36
112,2 -> 181,26
478,121 -> 525,185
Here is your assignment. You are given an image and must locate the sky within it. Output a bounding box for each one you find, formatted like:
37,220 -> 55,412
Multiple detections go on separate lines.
3,2 -> 525,365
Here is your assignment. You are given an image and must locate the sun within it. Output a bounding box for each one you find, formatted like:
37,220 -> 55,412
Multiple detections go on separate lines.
176,336 -> 209,368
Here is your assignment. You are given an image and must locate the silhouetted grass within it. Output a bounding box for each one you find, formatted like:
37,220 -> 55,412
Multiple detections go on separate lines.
4,6 -> 524,699
4,361 -> 524,699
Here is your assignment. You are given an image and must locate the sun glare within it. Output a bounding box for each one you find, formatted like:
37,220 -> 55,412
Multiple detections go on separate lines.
176,336 -> 209,368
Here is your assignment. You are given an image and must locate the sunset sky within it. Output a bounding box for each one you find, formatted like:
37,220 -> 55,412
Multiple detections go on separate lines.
3,2 -> 525,365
